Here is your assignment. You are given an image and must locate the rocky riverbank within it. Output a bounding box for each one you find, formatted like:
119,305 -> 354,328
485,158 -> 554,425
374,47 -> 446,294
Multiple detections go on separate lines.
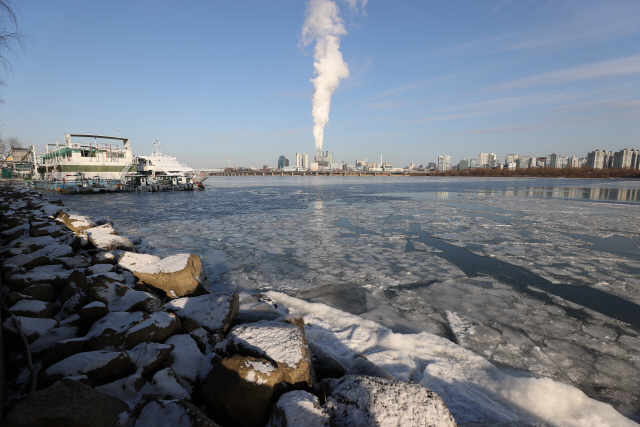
0,185 -> 458,427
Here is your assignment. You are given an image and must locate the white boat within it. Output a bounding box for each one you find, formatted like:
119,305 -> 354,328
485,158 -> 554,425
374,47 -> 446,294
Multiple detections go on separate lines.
135,141 -> 209,184
37,134 -> 134,182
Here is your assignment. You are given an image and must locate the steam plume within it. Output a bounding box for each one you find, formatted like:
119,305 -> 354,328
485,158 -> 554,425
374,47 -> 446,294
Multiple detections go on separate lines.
300,0 -> 364,152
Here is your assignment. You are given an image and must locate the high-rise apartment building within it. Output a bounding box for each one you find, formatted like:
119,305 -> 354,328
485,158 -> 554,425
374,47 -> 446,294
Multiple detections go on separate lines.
295,153 -> 309,169
488,153 -> 499,168
613,149 -> 635,169
459,158 -> 469,170
478,153 -> 490,167
505,154 -> 521,164
567,156 -> 579,168
586,150 -> 612,169
437,155 -> 451,171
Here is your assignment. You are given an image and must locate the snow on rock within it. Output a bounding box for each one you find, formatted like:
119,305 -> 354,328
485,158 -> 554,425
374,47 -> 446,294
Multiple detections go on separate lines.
6,265 -> 72,291
166,291 -> 238,334
164,334 -> 212,395
9,299 -> 57,318
125,342 -> 175,376
97,368 -> 190,410
20,283 -> 55,302
78,301 -> 110,324
8,233 -> 56,250
269,292 -> 639,427
216,320 -> 314,388
133,400 -> 220,427
29,324 -> 78,354
322,375 -> 457,427
61,255 -> 91,269
117,252 -> 162,273
54,212 -> 97,232
89,277 -> 164,313
133,253 -> 209,298
2,316 -> 58,343
85,263 -> 115,276
80,223 -> 135,252
44,350 -> 131,386
3,242 -> 73,269
86,311 -> 181,351
266,390 -> 330,427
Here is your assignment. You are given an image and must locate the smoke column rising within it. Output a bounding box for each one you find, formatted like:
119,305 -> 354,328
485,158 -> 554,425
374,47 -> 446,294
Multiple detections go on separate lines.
300,0 -> 362,152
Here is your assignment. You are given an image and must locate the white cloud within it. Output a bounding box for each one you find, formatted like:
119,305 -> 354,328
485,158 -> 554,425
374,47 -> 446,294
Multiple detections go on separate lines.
492,55 -> 640,90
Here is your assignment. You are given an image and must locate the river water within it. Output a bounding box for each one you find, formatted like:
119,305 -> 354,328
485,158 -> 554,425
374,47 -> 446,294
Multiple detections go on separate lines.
49,176 -> 640,421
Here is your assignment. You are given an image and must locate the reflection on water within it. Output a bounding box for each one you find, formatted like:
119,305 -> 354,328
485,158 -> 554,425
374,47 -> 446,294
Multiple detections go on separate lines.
505,187 -> 640,202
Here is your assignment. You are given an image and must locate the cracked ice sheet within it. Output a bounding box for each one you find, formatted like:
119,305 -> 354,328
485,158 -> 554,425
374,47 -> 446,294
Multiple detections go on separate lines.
269,291 -> 637,427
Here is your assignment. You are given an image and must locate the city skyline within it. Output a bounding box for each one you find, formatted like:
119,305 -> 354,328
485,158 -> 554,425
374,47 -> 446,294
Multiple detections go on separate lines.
2,0 -> 639,168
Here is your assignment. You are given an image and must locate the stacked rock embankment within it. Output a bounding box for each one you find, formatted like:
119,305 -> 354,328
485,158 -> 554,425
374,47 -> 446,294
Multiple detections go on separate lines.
0,185 -> 458,427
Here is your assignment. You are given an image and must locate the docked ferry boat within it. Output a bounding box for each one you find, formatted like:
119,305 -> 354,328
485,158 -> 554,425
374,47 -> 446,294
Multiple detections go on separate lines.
136,141 -> 209,184
28,134 -> 135,192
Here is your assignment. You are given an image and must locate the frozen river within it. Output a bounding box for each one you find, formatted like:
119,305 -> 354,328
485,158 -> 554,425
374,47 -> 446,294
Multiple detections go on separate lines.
51,176 -> 640,422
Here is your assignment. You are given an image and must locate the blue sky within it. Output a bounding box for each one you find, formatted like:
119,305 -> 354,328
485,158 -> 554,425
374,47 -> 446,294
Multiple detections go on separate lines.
2,0 -> 639,168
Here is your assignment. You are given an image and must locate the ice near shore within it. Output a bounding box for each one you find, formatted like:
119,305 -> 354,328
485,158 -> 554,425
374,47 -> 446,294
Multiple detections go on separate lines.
54,177 -> 640,425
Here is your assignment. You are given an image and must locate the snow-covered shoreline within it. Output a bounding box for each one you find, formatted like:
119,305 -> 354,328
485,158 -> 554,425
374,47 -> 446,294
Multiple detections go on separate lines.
1,185 -> 638,426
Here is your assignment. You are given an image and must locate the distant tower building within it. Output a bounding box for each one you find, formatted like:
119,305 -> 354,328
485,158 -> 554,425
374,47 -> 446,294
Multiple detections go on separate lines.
437,155 -> 451,171
427,162 -> 436,170
469,159 -> 477,168
277,155 -> 288,170
296,153 -> 309,169
519,156 -> 531,168
459,158 -> 469,170
326,151 -> 335,165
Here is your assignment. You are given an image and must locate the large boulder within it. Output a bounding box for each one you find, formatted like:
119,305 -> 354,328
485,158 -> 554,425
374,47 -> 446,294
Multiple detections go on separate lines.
267,390 -> 330,427
134,399 -> 221,427
3,378 -> 128,427
166,291 -> 239,334
44,350 -> 131,386
320,375 -> 457,427
217,321 -> 315,388
131,253 -> 209,298
20,283 -> 55,302
86,311 -> 181,351
202,354 -> 284,427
